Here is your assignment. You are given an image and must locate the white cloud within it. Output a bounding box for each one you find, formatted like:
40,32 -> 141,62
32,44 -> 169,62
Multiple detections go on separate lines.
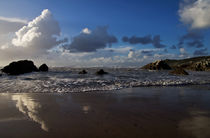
0,9 -> 183,67
179,48 -> 189,58
128,50 -> 135,58
180,48 -> 186,54
81,28 -> 91,34
12,94 -> 48,131
0,9 -> 69,65
39,46 -> 178,67
179,0 -> 210,29
0,16 -> 27,24
0,19 -> 26,35
12,9 -> 62,50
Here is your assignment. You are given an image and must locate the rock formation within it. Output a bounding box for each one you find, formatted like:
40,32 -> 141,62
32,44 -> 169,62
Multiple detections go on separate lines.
142,56 -> 210,71
1,60 -> 38,75
141,60 -> 171,70
96,69 -> 108,75
79,70 -> 87,74
170,68 -> 189,75
39,64 -> 49,72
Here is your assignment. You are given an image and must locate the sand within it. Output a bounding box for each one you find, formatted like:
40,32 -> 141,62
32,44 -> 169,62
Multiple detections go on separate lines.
0,85 -> 210,138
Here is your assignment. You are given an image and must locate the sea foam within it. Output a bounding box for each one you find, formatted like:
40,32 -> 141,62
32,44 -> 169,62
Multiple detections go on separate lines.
0,68 -> 210,93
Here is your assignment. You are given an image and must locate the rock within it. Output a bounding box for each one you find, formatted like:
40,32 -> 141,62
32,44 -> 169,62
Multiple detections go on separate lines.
141,60 -> 171,70
170,68 -> 189,75
164,56 -> 210,71
192,61 -> 210,71
1,60 -> 38,75
79,70 -> 87,74
39,64 -> 48,72
96,69 -> 108,75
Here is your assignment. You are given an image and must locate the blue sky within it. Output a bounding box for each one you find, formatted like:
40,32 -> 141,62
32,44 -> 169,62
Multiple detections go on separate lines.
0,0 -> 182,38
0,0 -> 210,67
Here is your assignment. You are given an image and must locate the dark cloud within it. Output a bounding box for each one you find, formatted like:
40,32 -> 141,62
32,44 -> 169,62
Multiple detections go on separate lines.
193,48 -> 208,56
163,48 -> 168,53
122,35 -> 166,48
178,31 -> 204,48
66,26 -> 117,52
187,40 -> 203,48
141,49 -> 157,56
122,35 -> 152,45
141,50 -> 152,54
152,35 -> 166,48
170,45 -> 176,49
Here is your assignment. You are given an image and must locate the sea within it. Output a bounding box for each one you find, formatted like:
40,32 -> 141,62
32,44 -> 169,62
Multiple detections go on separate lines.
0,67 -> 210,93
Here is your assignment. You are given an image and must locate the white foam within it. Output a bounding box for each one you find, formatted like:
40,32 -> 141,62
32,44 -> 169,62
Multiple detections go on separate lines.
0,68 -> 210,93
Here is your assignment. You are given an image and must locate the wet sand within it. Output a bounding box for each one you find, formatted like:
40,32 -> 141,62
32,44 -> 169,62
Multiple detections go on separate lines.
0,85 -> 210,138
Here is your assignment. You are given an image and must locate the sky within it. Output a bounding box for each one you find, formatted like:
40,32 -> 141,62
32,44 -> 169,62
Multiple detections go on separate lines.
0,0 -> 210,67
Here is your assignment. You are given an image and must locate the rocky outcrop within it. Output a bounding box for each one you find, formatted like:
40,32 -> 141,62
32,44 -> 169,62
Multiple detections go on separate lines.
192,60 -> 210,71
1,60 -> 38,75
141,60 -> 171,70
39,64 -> 48,72
165,56 -> 210,71
142,56 -> 210,71
170,68 -> 189,75
96,69 -> 108,75
79,70 -> 87,74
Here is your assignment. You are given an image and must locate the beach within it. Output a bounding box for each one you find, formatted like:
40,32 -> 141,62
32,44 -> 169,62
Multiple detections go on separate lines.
0,85 -> 210,138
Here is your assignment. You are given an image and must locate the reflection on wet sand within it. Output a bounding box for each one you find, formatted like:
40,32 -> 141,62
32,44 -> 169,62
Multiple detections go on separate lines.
0,86 -> 210,138
82,105 -> 91,114
179,110 -> 210,138
12,94 -> 49,131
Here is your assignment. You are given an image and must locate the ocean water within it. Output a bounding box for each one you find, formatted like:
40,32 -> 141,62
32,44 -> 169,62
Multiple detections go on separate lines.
0,68 -> 210,93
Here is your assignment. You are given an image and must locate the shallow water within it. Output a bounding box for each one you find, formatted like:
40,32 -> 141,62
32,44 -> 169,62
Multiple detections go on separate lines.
0,68 -> 210,93
0,86 -> 210,138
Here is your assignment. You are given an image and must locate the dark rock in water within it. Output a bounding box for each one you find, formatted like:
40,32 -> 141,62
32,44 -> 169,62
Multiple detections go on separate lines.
1,60 -> 38,75
39,64 -> 48,72
79,70 -> 87,74
170,68 -> 189,75
96,69 -> 108,75
141,60 -> 171,70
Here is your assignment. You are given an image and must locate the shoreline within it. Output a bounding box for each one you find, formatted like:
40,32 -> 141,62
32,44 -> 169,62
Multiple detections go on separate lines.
0,84 -> 209,94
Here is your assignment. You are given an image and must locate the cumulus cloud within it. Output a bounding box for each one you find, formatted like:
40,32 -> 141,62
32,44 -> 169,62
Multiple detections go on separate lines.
0,16 -> 27,51
179,0 -> 210,29
194,48 -> 208,55
122,35 -> 166,48
65,26 -> 118,52
12,9 -> 63,50
81,28 -> 91,34
0,9 -> 67,62
128,49 -> 135,58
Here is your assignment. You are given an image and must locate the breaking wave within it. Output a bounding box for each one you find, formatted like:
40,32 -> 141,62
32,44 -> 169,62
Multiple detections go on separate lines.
0,68 -> 210,93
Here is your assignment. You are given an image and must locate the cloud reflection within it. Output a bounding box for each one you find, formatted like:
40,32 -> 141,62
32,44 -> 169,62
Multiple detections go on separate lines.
82,105 -> 91,114
12,94 -> 49,131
